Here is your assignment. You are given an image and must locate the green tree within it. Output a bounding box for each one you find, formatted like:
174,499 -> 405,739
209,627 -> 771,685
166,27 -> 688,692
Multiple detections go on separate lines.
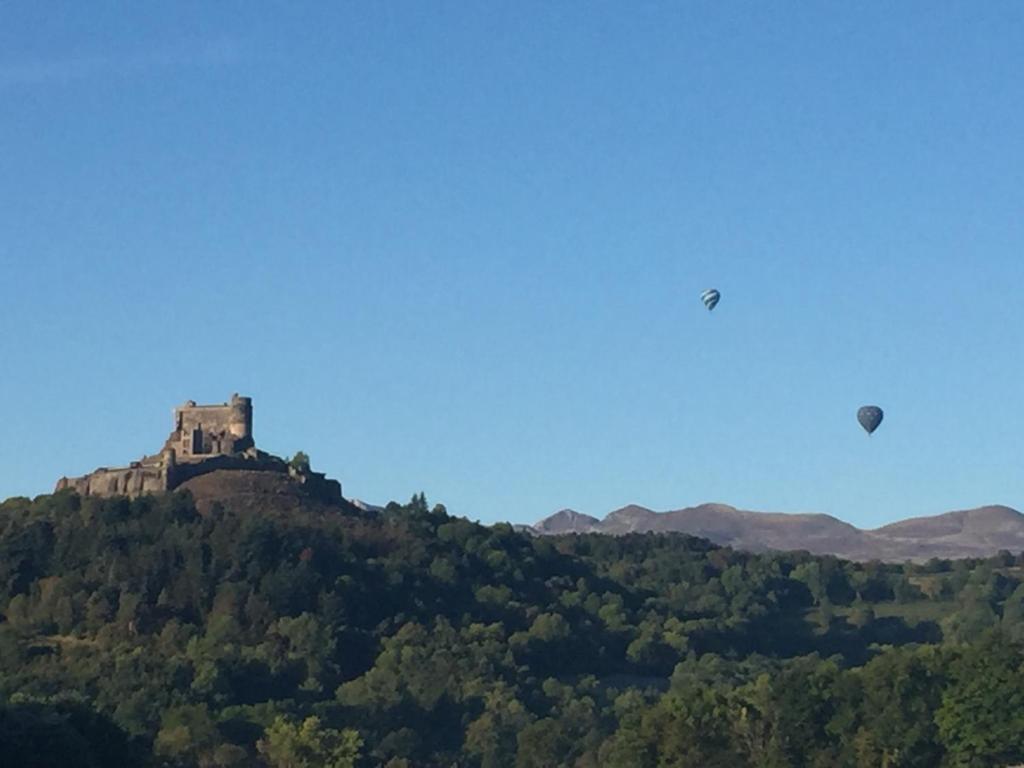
792,562 -> 825,605
1000,583 -> 1024,640
516,718 -> 575,767
645,689 -> 737,768
257,716 -> 362,768
936,634 -> 1024,767
844,646 -> 946,768
464,686 -> 533,768
288,452 -> 311,473
597,690 -> 656,768
153,704 -> 220,765
892,574 -> 922,604
734,657 -> 841,768
943,586 -> 998,643
528,613 -> 570,643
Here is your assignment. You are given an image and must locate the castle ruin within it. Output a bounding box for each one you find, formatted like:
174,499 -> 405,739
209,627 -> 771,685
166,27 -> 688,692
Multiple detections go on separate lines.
55,394 -> 341,501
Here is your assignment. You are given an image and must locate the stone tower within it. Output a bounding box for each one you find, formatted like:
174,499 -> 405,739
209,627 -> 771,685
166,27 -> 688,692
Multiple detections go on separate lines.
168,393 -> 255,459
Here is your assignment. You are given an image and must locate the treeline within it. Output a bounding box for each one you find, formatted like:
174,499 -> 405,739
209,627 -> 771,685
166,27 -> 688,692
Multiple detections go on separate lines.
0,490 -> 1023,766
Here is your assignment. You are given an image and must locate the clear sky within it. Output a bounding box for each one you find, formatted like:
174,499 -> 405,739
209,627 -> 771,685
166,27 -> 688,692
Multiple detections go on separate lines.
2,2 -> 1023,528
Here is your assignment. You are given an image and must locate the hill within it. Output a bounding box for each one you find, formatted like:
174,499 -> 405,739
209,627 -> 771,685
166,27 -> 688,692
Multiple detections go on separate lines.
533,503 -> 1024,561
532,508 -> 602,534
177,469 -> 363,517
2,488 -> 1024,766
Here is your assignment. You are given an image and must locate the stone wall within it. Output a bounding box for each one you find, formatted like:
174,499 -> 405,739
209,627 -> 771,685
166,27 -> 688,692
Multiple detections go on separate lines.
169,453 -> 289,488
56,464 -> 169,498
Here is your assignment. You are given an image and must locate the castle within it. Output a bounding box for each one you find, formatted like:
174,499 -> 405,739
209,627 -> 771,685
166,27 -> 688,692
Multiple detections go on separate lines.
55,394 -> 341,501
168,394 -> 255,459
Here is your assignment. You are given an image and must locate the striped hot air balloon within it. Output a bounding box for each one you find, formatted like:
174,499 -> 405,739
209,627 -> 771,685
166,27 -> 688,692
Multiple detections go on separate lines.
701,288 -> 721,311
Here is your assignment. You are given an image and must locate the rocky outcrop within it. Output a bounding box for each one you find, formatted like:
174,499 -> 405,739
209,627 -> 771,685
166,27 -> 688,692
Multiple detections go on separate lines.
176,470 -> 348,516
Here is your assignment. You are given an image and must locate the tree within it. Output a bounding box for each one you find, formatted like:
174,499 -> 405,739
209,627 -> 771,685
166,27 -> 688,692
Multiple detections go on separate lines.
943,586 -> 998,644
463,686 -> 533,768
848,602 -> 875,630
257,716 -> 362,768
644,689 -> 737,768
288,452 -> 311,473
528,613 -> 570,643
267,612 -> 339,693
734,657 -> 842,767
1000,583 -> 1024,640
893,574 -> 923,604
846,646 -> 946,767
516,718 -> 573,768
792,562 -> 825,605
153,704 -> 221,765
597,691 -> 656,768
936,634 -> 1024,767
0,698 -> 146,768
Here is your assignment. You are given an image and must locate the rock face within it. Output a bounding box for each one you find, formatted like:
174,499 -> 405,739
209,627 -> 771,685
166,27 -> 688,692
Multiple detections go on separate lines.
55,394 -> 342,505
533,503 -> 1024,562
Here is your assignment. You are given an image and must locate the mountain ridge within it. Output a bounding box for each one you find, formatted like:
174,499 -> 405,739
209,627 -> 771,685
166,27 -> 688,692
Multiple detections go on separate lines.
533,502 -> 1024,562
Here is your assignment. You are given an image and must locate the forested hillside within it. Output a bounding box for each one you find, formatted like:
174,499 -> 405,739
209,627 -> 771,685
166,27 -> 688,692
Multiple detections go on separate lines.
2,490 -> 1024,767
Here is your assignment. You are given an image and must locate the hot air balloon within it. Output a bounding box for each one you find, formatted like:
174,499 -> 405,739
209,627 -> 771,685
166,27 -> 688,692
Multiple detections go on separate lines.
857,406 -> 883,435
701,288 -> 720,311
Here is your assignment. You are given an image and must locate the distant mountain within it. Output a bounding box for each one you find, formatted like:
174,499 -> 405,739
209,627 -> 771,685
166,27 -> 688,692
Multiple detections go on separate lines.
867,505 -> 1024,560
533,502 -> 1024,562
600,505 -> 660,535
533,508 -> 601,534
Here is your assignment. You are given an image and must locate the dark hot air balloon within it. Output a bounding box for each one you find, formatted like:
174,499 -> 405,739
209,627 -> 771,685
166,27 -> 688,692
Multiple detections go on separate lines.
701,288 -> 720,311
857,406 -> 884,435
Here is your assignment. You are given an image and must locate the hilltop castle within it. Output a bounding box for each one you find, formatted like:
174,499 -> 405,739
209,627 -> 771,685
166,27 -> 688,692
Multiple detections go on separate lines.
56,394 -> 340,501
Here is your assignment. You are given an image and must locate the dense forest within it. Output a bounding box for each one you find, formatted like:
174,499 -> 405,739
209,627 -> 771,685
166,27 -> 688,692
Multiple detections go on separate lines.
2,489 -> 1024,767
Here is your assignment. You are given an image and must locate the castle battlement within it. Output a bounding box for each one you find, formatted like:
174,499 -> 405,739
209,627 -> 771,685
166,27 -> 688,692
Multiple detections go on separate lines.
54,395 -> 341,503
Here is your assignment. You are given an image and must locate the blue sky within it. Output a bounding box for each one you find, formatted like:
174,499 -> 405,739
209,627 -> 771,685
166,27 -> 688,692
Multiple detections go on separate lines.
2,3 -> 1023,527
